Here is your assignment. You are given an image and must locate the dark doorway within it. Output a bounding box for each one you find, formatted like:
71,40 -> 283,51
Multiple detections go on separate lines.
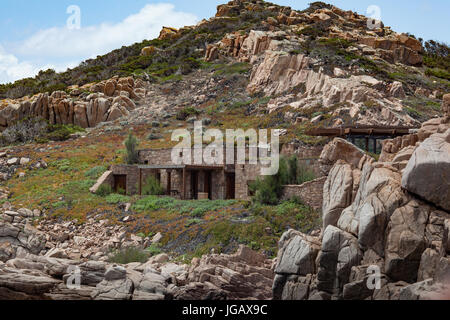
191,171 -> 199,200
114,175 -> 127,194
204,171 -> 212,200
167,171 -> 172,196
226,173 -> 235,200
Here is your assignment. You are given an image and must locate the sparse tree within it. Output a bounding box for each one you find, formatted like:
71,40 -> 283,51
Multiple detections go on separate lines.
124,132 -> 139,165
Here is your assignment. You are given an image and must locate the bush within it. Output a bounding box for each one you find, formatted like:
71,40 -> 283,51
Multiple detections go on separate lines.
133,196 -> 236,216
176,107 -> 200,121
297,162 -> 316,185
250,157 -> 289,205
250,156 -> 316,205
45,124 -> 84,141
145,244 -> 162,257
85,166 -> 107,179
141,176 -> 164,196
106,194 -> 131,204
124,132 -> 139,164
109,247 -> 149,264
96,184 -> 113,197
0,118 -> 48,146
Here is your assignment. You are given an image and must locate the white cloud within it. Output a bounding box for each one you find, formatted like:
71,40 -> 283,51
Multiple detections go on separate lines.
0,3 -> 198,84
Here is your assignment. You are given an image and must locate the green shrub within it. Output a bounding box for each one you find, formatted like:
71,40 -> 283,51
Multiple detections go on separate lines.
425,68 -> 450,80
297,163 -> 316,185
45,124 -> 84,141
250,157 -> 289,205
250,157 -> 316,205
85,166 -> 107,179
106,194 -> 131,204
124,132 -> 139,164
96,184 -> 113,197
141,176 -> 164,196
213,62 -> 251,76
133,196 -> 236,216
145,244 -> 162,257
109,247 -> 149,264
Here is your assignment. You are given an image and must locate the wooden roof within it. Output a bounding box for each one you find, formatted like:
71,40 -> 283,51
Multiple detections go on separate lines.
305,126 -> 417,137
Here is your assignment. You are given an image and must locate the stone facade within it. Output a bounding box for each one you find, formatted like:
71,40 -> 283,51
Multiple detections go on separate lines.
97,144 -> 324,202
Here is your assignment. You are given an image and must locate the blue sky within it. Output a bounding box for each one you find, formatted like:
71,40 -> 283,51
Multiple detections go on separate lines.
0,0 -> 448,84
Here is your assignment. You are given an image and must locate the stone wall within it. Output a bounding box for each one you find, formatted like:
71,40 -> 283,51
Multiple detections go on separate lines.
281,177 -> 327,211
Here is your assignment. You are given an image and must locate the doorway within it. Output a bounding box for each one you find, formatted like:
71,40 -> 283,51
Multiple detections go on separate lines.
191,171 -> 199,200
114,175 -> 127,194
226,173 -> 235,200
204,171 -> 212,200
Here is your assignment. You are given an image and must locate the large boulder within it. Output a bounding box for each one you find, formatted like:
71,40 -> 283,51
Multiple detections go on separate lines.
319,138 -> 369,173
322,160 -> 354,230
402,129 -> 450,211
317,226 -> 362,295
384,200 -> 429,283
275,230 -> 321,276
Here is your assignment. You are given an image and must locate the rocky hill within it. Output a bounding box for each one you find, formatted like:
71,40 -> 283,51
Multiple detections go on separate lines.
0,0 -> 448,300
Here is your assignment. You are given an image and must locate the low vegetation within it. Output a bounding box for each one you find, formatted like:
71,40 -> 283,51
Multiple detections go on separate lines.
108,247 -> 151,264
124,132 -> 139,165
0,117 -> 84,147
250,156 -> 316,205
133,196 -> 237,218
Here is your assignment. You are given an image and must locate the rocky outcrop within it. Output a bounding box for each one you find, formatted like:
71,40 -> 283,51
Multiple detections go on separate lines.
0,204 -> 273,300
273,103 -> 450,299
158,27 -> 180,41
0,76 -> 145,130
402,129 -> 450,211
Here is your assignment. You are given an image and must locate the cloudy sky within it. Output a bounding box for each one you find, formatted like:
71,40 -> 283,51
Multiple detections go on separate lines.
0,0 -> 448,84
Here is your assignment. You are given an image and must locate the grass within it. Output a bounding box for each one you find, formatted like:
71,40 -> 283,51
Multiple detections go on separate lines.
133,196 -> 237,218
106,194 -> 132,204
212,62 -> 252,77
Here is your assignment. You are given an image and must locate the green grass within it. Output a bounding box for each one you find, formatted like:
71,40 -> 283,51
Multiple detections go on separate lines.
105,194 -> 131,204
133,196 -> 237,218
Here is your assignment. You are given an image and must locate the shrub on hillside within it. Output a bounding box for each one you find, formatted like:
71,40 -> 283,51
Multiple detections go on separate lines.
176,107 -> 200,121
250,156 -> 316,205
108,247 -> 149,264
85,166 -> 107,179
96,184 -> 113,197
141,176 -> 165,196
124,132 -> 139,165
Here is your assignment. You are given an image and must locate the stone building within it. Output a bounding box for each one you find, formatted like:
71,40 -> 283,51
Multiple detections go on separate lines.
93,143 -> 324,202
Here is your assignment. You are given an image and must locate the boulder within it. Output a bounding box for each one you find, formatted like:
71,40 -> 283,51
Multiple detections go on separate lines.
141,46 -> 156,57
322,160 -> 354,230
319,138 -> 368,172
384,200 -> 429,282
317,226 -> 362,295
275,230 -> 320,276
402,129 -> 450,211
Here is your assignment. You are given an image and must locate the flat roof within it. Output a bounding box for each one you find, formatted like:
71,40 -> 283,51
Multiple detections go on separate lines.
138,164 -> 224,170
306,126 -> 418,137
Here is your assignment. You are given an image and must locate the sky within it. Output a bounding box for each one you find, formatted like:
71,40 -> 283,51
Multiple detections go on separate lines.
0,0 -> 448,84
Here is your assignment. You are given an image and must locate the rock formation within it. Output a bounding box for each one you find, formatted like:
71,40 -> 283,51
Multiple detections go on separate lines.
273,98 -> 450,300
0,203 -> 273,300
0,76 -> 146,130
